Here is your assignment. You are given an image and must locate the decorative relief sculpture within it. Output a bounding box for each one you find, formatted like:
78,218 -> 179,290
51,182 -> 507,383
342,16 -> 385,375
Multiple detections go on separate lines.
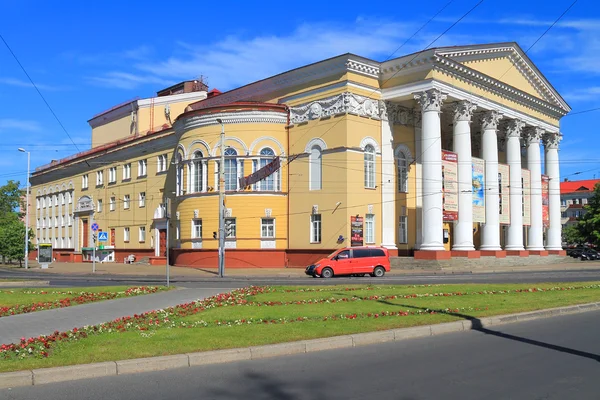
479,110 -> 503,130
523,126 -> 545,144
289,92 -> 380,124
452,101 -> 477,123
414,89 -> 447,113
543,132 -> 562,149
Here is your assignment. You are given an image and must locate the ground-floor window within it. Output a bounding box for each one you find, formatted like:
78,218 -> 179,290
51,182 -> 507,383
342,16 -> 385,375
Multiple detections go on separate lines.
261,218 -> 275,238
124,227 -> 130,243
365,214 -> 375,243
139,226 -> 146,242
225,217 -> 236,238
192,219 -> 202,239
398,215 -> 408,244
310,214 -> 321,243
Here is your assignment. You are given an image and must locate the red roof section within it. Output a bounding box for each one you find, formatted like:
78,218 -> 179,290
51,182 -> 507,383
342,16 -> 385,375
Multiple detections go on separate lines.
560,179 -> 600,194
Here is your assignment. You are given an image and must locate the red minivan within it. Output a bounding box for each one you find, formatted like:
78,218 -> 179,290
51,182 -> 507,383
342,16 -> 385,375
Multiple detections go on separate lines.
305,246 -> 391,278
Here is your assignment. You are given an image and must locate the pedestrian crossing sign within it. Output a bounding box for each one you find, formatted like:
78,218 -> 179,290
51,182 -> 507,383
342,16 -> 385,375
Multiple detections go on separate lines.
98,231 -> 108,242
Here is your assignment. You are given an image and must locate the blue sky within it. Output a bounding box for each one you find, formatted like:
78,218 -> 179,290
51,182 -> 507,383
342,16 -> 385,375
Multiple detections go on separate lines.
1,0 -> 599,190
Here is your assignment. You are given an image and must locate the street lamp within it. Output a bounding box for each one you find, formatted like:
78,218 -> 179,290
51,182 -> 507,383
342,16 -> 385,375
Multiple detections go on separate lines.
18,148 -> 30,269
216,118 -> 225,278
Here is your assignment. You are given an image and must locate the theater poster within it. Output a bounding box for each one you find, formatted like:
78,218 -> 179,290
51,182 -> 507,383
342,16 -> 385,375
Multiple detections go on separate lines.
472,157 -> 485,223
442,150 -> 458,221
498,163 -> 510,225
350,216 -> 364,247
542,174 -> 550,228
522,169 -> 531,226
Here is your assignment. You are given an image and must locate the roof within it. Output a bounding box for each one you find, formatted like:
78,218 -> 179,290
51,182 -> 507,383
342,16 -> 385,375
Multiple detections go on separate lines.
560,179 -> 600,194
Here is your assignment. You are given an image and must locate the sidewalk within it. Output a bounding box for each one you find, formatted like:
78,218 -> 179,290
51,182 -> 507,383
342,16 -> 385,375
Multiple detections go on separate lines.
5,259 -> 600,279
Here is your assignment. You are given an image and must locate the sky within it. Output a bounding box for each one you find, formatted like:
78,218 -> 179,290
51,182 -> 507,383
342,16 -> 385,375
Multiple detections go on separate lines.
1,0 -> 599,190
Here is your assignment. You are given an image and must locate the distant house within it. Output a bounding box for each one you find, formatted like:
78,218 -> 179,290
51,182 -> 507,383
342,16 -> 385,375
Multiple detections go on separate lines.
560,179 -> 600,226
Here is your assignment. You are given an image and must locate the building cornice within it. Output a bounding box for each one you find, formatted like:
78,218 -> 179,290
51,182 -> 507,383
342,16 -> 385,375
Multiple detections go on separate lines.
175,110 -> 288,135
288,91 -> 380,125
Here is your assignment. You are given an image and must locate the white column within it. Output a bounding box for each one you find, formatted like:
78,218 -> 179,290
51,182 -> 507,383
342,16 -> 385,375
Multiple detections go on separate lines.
525,127 -> 545,250
480,111 -> 503,251
414,111 -> 423,249
414,89 -> 446,251
504,120 -> 525,250
452,101 -> 476,251
380,102 -> 397,250
544,132 -> 562,250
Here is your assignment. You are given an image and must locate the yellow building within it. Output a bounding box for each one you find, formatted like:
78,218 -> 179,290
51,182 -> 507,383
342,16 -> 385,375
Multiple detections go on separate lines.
29,42 -> 570,267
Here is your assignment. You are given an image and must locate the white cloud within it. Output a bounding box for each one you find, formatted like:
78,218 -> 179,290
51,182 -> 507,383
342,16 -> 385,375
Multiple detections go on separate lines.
0,77 -> 66,91
563,87 -> 600,102
0,119 -> 41,132
87,71 -> 174,90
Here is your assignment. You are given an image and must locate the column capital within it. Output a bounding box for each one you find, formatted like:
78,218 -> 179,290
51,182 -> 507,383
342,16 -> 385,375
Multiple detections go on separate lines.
543,132 -> 562,149
479,110 -> 503,130
380,101 -> 419,126
524,126 -> 545,144
452,101 -> 477,123
414,89 -> 447,113
502,119 -> 525,138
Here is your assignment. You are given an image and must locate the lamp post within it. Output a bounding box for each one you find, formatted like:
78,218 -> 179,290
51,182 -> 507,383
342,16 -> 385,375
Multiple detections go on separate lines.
18,148 -> 30,269
216,118 -> 225,278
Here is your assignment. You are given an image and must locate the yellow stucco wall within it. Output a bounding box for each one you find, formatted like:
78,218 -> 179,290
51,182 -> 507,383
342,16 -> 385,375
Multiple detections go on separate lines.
91,114 -> 133,147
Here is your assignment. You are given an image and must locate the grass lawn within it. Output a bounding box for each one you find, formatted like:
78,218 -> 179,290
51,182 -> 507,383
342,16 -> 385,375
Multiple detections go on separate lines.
0,286 -> 170,317
1,282 -> 600,372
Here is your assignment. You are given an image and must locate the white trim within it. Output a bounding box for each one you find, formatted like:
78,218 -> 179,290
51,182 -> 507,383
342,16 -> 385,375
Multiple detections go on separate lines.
394,144 -> 414,163
359,136 -> 381,153
176,144 -> 188,160
188,140 -> 212,157
248,136 -> 286,155
382,80 -> 560,133
304,138 -> 327,153
212,137 -> 249,156
175,111 -> 287,134
137,91 -> 207,108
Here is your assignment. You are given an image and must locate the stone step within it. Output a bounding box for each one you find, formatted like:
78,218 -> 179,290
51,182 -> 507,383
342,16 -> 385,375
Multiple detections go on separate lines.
390,255 -> 574,270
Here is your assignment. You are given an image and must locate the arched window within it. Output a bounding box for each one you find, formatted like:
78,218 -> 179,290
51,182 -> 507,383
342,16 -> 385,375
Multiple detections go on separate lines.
192,150 -> 203,192
309,145 -> 322,190
259,148 -> 276,191
224,147 -> 237,191
176,153 -> 184,196
364,144 -> 375,189
396,149 -> 408,193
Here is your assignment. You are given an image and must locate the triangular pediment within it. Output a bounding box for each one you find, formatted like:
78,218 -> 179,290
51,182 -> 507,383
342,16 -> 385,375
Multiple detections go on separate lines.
577,186 -> 590,191
435,43 -> 570,112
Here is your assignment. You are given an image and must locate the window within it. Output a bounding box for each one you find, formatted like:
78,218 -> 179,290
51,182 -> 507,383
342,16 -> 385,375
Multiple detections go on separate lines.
82,174 -> 88,189
337,250 -> 350,259
109,167 -> 117,183
309,145 -> 322,190
259,148 -> 276,191
561,199 -> 566,206
176,222 -> 180,240
124,195 -> 130,209
138,159 -> 147,177
365,214 -> 375,244
192,151 -> 203,192
364,145 -> 376,189
353,249 -> 370,258
124,227 -> 130,242
225,217 -> 236,238
139,226 -> 146,242
110,196 -> 116,211
310,214 -> 321,243
176,153 -> 184,195
96,171 -> 104,186
157,154 -> 168,173
192,219 -> 202,239
399,209 -> 408,244
97,199 -> 103,213
261,218 -> 275,238
139,192 -> 146,207
224,148 -> 238,191
396,150 -> 408,193
123,163 -> 131,180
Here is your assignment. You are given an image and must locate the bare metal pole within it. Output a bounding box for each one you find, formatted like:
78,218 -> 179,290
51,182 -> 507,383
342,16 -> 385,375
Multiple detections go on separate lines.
217,118 -> 225,278
18,148 -> 30,269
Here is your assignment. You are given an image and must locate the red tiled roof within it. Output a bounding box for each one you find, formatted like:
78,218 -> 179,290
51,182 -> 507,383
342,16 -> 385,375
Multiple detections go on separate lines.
560,179 -> 600,194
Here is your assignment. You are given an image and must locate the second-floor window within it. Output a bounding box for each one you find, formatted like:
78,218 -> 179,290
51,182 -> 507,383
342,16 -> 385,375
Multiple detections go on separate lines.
124,195 -> 130,209
82,174 -> 88,189
139,192 -> 146,207
109,167 -> 117,183
96,171 -> 103,186
157,154 -> 168,173
138,159 -> 147,177
123,163 -> 131,180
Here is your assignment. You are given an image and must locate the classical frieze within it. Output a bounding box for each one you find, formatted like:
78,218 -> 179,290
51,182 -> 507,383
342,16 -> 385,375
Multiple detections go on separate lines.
288,92 -> 380,124
379,101 -> 419,126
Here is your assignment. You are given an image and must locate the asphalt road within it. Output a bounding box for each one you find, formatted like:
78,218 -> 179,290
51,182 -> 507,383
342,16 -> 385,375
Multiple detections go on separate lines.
3,268 -> 600,288
4,309 -> 599,399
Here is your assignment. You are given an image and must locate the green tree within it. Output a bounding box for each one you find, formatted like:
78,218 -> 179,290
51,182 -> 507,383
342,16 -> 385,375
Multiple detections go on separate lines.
578,183 -> 600,246
0,180 -> 34,266
562,224 -> 584,246
0,180 -> 23,220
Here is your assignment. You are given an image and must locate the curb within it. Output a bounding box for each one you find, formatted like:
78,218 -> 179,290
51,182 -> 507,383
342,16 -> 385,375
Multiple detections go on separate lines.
1,301 -> 599,389
0,281 -> 49,287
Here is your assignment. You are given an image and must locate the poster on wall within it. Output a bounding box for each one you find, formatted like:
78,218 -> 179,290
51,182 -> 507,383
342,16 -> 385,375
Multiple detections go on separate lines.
350,216 -> 364,247
522,169 -> 531,226
498,163 -> 510,225
472,157 -> 485,223
542,174 -> 550,228
442,150 -> 458,221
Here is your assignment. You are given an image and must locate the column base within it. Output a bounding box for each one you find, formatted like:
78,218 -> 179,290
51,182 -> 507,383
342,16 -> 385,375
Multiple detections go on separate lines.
529,250 -> 549,256
414,250 -> 451,260
480,250 -> 507,258
506,250 -> 530,257
526,246 -> 545,251
548,250 -> 566,256
451,250 -> 481,259
452,245 -> 476,252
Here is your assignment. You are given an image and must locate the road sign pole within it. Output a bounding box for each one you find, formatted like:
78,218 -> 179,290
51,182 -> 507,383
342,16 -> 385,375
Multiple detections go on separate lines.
92,245 -> 96,273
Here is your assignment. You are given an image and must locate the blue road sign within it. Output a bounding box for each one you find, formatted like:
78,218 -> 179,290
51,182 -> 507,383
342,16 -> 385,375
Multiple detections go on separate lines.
91,223 -> 99,232
98,231 -> 108,242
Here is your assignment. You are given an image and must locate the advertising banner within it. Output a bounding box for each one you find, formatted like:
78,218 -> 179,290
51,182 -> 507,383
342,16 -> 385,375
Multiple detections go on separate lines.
350,216 -> 364,247
442,150 -> 458,221
522,169 -> 531,226
472,157 -> 485,223
542,174 -> 550,228
498,163 -> 510,225
239,156 -> 280,188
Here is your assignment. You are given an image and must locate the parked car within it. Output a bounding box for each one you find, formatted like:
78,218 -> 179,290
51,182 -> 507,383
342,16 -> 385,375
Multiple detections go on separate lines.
580,249 -> 600,261
305,246 -> 391,278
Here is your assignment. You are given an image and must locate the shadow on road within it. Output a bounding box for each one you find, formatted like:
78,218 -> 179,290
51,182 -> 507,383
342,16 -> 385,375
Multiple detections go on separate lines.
377,299 -> 600,363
